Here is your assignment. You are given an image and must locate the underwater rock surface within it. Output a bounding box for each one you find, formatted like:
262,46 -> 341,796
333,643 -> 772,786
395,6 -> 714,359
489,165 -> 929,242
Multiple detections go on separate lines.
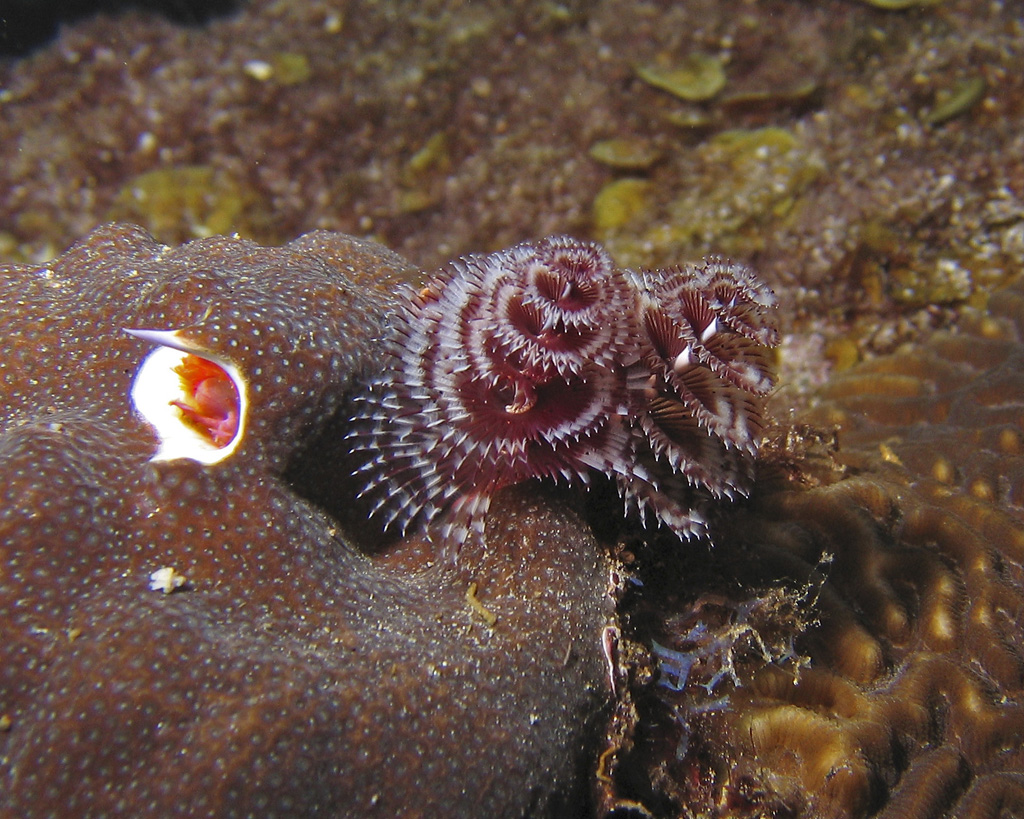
0,223 -> 613,817
4,0 -> 1024,816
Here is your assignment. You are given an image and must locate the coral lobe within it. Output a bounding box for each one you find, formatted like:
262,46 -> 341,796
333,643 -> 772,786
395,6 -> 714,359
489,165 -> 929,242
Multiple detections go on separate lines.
0,223 -> 612,818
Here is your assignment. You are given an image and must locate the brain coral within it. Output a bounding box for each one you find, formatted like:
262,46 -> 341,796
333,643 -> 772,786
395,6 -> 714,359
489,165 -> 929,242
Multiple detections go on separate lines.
607,277 -> 1024,817
0,223 -> 613,817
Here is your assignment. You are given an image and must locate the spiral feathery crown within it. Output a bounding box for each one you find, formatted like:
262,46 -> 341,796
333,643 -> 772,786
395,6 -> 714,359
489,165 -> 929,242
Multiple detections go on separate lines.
350,237 -> 778,546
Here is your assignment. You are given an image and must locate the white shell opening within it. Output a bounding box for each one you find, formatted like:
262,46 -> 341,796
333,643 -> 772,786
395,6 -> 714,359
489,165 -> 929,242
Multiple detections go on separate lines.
128,329 -> 248,465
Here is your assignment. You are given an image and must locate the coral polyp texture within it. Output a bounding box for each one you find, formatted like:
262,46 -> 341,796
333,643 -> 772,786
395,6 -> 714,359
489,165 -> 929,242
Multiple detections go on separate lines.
351,236 -> 779,544
608,276 -> 1024,818
0,223 -> 612,818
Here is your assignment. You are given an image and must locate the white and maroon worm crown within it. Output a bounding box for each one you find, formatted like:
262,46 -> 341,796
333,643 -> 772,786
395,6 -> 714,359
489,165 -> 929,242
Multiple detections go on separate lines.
349,237 -> 778,547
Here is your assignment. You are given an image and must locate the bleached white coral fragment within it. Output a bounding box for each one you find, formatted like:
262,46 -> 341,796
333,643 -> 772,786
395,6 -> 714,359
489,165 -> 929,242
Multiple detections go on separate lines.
149,566 -> 187,593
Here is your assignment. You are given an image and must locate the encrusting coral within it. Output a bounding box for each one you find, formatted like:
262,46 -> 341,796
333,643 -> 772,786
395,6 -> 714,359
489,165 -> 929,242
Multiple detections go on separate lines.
0,223 -> 614,817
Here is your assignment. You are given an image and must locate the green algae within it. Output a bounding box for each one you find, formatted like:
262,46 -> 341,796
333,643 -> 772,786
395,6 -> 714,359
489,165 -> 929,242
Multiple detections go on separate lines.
605,127 -> 823,263
398,132 -> 451,213
858,0 -> 941,7
924,75 -> 987,125
404,132 -> 451,179
888,257 -> 973,307
593,178 -> 655,233
271,52 -> 313,85
721,79 -> 822,113
661,109 -> 717,130
635,53 -> 727,102
243,52 -> 312,85
108,166 -> 269,243
588,138 -> 662,171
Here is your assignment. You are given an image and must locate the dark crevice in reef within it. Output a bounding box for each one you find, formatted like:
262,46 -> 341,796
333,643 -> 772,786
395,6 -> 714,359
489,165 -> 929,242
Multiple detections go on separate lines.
281,397 -> 397,555
0,0 -> 243,56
